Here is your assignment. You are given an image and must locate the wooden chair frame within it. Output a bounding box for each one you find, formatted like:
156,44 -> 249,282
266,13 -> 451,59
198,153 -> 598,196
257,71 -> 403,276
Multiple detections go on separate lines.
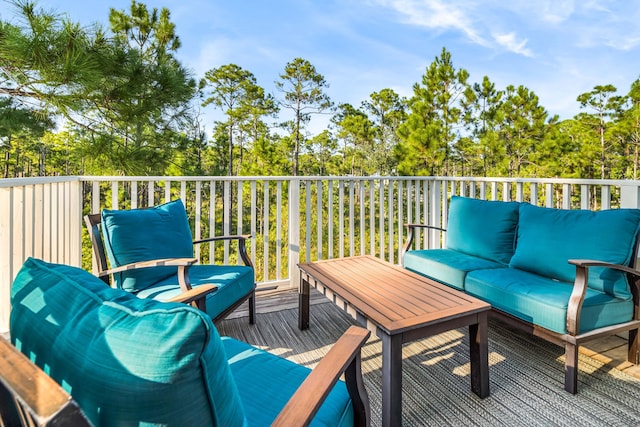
403,222 -> 640,394
0,337 -> 93,427
1,326 -> 371,426
84,213 -> 256,324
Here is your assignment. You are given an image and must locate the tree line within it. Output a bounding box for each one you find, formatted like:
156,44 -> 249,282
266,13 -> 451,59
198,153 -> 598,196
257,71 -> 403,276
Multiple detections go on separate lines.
2,1 -> 640,180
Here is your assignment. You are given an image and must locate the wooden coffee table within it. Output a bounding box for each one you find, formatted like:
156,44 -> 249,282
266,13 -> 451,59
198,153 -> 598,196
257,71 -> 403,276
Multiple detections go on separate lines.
298,255 -> 491,427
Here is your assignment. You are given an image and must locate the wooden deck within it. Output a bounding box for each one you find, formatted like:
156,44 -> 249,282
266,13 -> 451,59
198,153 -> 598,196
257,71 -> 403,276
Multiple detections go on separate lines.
228,287 -> 640,381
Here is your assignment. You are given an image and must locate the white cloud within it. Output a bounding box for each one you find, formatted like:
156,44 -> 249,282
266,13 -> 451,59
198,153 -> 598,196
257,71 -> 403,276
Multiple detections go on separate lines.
493,32 -> 533,57
377,0 -> 488,46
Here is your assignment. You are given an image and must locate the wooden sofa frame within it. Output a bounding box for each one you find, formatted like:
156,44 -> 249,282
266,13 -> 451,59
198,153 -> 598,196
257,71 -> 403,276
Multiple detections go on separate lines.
403,223 -> 640,394
0,326 -> 371,426
85,213 -> 256,324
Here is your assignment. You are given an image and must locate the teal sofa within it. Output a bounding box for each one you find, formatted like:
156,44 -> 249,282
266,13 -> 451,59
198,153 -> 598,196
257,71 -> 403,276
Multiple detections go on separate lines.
9,258 -> 370,426
403,196 -> 640,394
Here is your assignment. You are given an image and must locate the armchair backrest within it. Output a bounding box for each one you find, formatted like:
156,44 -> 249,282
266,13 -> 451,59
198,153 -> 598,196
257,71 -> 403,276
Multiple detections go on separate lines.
97,199 -> 195,292
10,258 -> 246,426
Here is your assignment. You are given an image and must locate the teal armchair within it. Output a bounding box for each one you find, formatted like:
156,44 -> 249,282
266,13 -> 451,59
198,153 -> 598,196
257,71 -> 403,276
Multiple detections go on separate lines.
8,258 -> 371,426
85,199 -> 256,323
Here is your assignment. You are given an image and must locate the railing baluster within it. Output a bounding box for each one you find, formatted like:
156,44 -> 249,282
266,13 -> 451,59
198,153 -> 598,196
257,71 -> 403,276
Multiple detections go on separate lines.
223,180 -> 231,262
209,180 -> 216,263
237,181 -> 243,266
398,180 -> 404,263
288,179 -> 300,286
276,181 -> 282,279
388,180 -> 394,264
264,181 -> 270,281
317,180 -> 323,260
306,180 -> 312,262
328,180 -> 334,259
360,181 -> 365,256
148,180 -> 154,206
349,181 -> 355,257
369,180 -> 375,256
251,181 -> 257,274
195,181 -> 202,262
379,179 -> 385,259
602,185 -> 611,210
131,181 -> 138,209
339,181 -> 345,258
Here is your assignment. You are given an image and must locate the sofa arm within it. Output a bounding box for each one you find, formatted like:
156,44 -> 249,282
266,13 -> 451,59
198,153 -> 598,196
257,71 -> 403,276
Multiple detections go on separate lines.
403,223 -> 447,255
193,235 -> 254,269
271,326 -> 371,427
566,259 -> 640,335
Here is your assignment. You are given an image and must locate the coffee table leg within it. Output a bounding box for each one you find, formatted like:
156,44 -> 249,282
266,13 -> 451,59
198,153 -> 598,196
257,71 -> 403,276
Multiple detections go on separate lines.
469,311 -> 489,398
380,330 -> 402,427
298,276 -> 310,330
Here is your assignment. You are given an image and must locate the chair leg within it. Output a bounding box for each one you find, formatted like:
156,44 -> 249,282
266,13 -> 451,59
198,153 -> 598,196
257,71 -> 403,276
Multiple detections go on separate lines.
249,290 -> 256,324
564,342 -> 579,394
628,328 -> 639,364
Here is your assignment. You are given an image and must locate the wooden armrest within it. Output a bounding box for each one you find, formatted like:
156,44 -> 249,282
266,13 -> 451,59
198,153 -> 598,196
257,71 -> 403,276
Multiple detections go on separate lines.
0,337 -> 92,426
193,234 -> 251,244
166,284 -> 218,305
402,223 -> 447,256
405,223 -> 447,232
98,258 -> 197,277
566,259 -> 640,336
272,326 -> 371,427
568,259 -> 640,277
193,235 -> 254,269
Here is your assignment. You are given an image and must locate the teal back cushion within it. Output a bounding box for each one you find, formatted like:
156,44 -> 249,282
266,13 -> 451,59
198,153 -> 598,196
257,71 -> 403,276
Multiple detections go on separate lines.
10,258 -> 246,427
446,196 -> 520,265
510,204 -> 640,298
102,199 -> 194,292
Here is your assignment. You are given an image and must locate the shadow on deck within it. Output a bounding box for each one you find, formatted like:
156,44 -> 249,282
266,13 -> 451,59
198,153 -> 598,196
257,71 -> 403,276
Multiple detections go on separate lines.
218,288 -> 640,427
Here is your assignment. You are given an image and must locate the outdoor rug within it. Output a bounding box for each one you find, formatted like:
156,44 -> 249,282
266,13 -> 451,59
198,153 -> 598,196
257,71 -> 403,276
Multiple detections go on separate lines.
217,301 -> 640,427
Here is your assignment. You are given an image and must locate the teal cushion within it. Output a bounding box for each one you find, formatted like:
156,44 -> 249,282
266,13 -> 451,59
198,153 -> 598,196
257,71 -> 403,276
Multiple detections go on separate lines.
446,196 -> 520,265
137,264 -> 255,319
510,204 -> 640,298
222,336 -> 354,427
10,258 -> 245,427
101,199 -> 194,292
403,249 -> 505,290
465,268 -> 634,334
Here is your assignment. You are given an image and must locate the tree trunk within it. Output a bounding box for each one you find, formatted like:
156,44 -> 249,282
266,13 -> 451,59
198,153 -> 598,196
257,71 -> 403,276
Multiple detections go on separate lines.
293,109 -> 300,176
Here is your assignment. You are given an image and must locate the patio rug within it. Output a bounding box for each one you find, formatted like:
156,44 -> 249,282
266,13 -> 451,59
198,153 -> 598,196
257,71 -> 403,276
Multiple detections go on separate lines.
217,301 -> 640,427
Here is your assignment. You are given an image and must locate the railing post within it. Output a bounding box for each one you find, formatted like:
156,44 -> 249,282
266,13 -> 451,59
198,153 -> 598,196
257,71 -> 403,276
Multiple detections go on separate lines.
289,179 -> 300,289
430,180 -> 442,249
0,187 -> 12,333
620,184 -> 640,209
69,180 -> 83,268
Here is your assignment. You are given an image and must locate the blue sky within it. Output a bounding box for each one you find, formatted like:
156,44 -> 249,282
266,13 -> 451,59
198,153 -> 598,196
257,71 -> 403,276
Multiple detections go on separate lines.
3,0 -> 640,132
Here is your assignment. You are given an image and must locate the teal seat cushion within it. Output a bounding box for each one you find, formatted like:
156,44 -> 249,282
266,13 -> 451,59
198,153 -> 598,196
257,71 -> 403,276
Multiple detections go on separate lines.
403,249 -> 505,290
222,336 -> 354,427
10,258 -> 246,427
138,264 -> 255,319
101,199 -> 194,292
465,267 -> 634,334
446,196 -> 520,265
509,204 -> 640,298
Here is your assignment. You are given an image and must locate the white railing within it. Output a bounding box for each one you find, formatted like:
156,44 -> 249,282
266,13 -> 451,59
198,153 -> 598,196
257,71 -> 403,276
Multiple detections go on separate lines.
3,175 -> 640,333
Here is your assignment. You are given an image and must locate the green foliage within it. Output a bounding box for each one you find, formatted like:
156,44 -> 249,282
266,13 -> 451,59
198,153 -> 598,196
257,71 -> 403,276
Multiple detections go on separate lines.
2,2 -> 640,181
276,57 -> 333,176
